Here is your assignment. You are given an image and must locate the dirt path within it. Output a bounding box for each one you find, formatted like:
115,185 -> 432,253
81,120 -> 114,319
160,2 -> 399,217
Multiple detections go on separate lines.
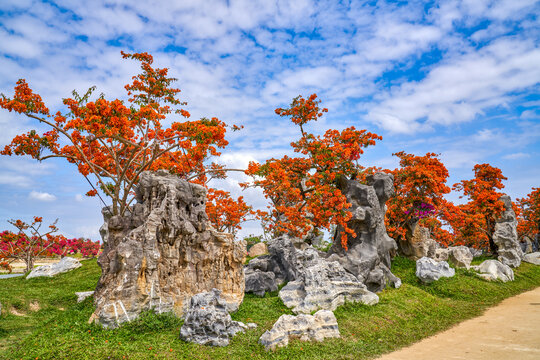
376,287 -> 540,360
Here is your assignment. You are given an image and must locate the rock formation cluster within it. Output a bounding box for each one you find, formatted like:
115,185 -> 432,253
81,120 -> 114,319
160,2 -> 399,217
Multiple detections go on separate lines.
279,247 -> 379,314
90,171 -> 246,328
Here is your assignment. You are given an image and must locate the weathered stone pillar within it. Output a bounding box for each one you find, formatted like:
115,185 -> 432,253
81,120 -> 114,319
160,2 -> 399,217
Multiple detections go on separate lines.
90,170 -> 246,328
493,195 -> 523,268
327,173 -> 400,292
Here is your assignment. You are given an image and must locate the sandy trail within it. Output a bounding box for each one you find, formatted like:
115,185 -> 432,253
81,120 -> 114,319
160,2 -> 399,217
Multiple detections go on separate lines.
376,286 -> 540,360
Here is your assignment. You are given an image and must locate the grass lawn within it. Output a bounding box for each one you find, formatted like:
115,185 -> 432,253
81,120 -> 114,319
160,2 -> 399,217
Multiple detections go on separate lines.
1,256 -> 540,359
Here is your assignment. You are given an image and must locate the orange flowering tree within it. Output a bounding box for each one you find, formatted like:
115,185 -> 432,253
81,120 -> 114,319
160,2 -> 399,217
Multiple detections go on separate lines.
450,163 -> 507,253
385,151 -> 451,243
0,217 -> 61,273
517,187 -> 540,242
243,94 -> 381,248
206,188 -> 253,235
0,52 -> 234,216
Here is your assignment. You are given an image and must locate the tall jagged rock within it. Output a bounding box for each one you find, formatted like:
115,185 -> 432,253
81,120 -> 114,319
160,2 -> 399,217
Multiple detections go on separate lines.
90,171 -> 246,328
327,173 -> 400,292
493,195 -> 523,268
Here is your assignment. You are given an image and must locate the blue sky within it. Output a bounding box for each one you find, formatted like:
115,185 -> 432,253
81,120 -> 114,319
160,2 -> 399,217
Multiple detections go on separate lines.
0,0 -> 539,240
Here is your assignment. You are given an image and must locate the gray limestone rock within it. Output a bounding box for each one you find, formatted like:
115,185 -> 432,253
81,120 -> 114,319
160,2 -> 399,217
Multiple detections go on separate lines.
468,247 -> 483,258
75,291 -> 95,303
243,235 -> 302,296
279,248 -> 378,314
26,257 -> 81,279
523,252 -> 540,265
327,173 -> 400,292
90,171 -> 246,328
472,260 -> 514,282
448,246 -> 473,269
259,310 -> 340,351
180,289 -> 255,347
493,195 -> 523,268
415,257 -> 455,284
245,270 -> 278,296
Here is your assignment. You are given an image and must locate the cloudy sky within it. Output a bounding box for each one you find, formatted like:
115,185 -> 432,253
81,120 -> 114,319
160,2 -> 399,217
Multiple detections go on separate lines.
0,0 -> 538,241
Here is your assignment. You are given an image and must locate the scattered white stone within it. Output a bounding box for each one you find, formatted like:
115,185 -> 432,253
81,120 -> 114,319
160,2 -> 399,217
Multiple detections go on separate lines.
259,310 -> 340,351
522,252 -> 540,265
472,260 -> 514,282
26,257 -> 82,279
76,291 -> 95,303
416,257 -> 455,284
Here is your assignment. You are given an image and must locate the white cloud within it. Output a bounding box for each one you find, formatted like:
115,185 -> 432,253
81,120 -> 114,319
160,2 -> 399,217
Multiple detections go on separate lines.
503,152 -> 531,160
29,190 -> 57,202
368,38 -> 540,133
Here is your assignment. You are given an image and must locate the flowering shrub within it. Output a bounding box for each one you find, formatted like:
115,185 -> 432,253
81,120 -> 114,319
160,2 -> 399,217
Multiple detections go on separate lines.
0,217 -> 100,273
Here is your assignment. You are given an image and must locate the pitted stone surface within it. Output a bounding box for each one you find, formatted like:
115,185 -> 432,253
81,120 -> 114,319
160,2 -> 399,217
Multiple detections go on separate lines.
493,195 -> 523,268
90,171 -> 246,328
279,248 -> 378,314
259,310 -> 340,351
472,260 -> 514,282
327,173 -> 400,292
399,224 -> 437,261
244,235 -> 301,296
416,257 -> 455,284
448,246 -> 473,269
180,289 -> 255,347
26,257 -> 81,279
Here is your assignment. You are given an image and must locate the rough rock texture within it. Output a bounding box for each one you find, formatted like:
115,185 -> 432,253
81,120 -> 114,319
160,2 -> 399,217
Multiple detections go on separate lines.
244,235 -> 300,296
468,247 -> 483,258
399,223 -> 437,260
245,270 -> 277,296
248,242 -> 268,257
448,246 -> 473,269
415,257 -> 455,284
76,291 -> 95,303
180,289 -> 256,347
493,195 -> 523,268
259,310 -> 340,351
327,173 -> 400,292
26,257 -> 81,279
523,252 -> 540,265
520,238 -> 533,254
434,248 -> 449,262
90,171 -> 246,328
472,260 -> 514,282
279,248 -> 378,314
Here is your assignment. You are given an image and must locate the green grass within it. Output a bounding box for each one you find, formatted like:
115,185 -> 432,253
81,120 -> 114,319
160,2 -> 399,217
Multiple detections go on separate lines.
1,256 -> 540,360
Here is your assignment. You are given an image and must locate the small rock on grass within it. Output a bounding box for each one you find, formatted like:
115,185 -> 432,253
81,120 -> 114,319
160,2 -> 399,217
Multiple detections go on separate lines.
259,310 -> 340,351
